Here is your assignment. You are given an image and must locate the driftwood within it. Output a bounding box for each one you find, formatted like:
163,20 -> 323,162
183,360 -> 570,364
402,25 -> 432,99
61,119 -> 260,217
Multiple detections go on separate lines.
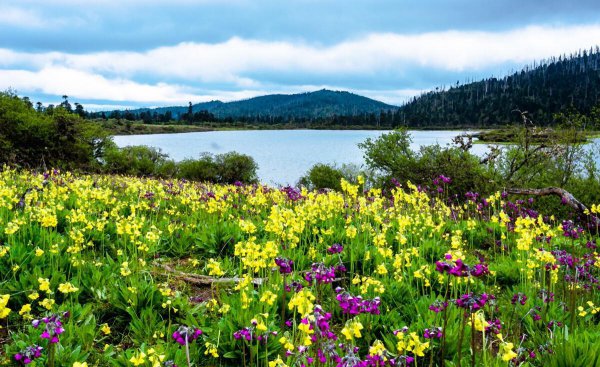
505,187 -> 600,226
153,263 -> 264,286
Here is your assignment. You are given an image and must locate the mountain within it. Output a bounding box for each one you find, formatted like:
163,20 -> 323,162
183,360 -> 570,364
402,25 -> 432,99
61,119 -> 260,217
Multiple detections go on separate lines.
127,89 -> 396,120
397,46 -> 600,127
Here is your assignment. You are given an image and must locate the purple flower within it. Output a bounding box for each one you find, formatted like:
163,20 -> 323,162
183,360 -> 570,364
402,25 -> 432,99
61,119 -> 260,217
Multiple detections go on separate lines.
511,293 -> 528,306
429,300 -> 449,313
32,312 -> 68,344
424,327 -> 443,339
172,325 -> 202,345
327,243 -> 344,254
455,293 -> 489,312
336,289 -> 381,315
14,345 -> 43,365
305,262 -> 336,285
275,257 -> 294,274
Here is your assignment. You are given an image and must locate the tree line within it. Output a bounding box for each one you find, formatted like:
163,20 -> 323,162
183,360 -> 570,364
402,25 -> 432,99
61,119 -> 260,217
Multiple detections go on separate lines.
399,46 -> 600,128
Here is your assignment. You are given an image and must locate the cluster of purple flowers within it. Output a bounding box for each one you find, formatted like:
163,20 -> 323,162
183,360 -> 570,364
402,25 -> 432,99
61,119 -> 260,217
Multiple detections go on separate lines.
485,319 -> 502,334
433,175 -> 452,186
14,345 -> 43,365
327,243 -> 344,254
465,191 -> 479,202
284,281 -> 304,293
335,288 -> 381,315
428,300 -> 449,313
304,263 -> 337,285
304,306 -> 337,343
281,186 -> 303,201
553,249 -> 599,289
455,293 -> 489,312
32,312 -> 68,344
511,293 -> 528,306
275,257 -> 294,274
233,327 -> 253,341
423,327 -> 443,339
431,175 -> 452,193
435,257 -> 489,278
172,325 -> 202,346
233,324 -> 278,343
163,361 -> 178,367
561,220 -> 584,239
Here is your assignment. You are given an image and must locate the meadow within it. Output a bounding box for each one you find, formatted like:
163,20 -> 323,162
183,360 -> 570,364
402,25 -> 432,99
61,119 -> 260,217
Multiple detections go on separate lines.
0,168 -> 599,367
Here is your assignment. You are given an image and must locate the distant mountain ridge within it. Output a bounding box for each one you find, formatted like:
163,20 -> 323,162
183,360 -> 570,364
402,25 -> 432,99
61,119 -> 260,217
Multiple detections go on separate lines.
128,89 -> 397,119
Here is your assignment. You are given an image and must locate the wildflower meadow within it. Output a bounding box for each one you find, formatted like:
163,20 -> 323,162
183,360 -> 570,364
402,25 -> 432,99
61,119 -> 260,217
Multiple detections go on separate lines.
0,168 -> 599,366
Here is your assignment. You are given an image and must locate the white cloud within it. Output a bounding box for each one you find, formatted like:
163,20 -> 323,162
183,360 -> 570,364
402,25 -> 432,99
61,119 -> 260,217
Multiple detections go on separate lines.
0,67 -> 199,104
4,24 -> 600,77
0,4 -> 85,28
0,5 -> 47,27
2,23 -> 600,107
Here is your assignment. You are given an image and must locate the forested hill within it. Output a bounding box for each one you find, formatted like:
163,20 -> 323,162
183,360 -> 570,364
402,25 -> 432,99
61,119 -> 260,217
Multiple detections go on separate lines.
398,47 -> 600,127
127,89 -> 396,121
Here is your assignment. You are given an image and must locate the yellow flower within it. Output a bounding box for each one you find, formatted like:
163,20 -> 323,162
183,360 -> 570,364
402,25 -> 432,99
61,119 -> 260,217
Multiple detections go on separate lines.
100,323 -> 111,335
40,298 -> 55,310
499,342 -> 518,361
18,304 -> 31,316
120,262 -> 132,276
341,319 -> 363,340
58,282 -> 79,294
35,248 -> 44,257
268,356 -> 289,367
38,278 -> 51,292
288,288 -> 315,317
206,258 -> 225,276
28,292 -> 39,301
260,290 -> 277,306
73,362 -> 88,367
129,351 -> 146,366
0,294 -> 11,318
204,342 -> 219,358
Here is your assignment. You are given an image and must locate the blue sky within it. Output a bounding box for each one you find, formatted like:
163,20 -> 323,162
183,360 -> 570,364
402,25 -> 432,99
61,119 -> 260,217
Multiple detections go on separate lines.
2,0 -> 600,110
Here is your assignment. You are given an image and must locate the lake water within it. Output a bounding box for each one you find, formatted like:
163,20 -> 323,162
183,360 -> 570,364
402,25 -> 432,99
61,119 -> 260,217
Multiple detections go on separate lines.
113,130 -> 598,186
113,130 -> 492,185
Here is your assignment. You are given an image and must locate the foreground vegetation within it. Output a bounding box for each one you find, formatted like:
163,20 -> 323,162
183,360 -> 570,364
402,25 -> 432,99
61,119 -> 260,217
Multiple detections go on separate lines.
0,168 -> 599,366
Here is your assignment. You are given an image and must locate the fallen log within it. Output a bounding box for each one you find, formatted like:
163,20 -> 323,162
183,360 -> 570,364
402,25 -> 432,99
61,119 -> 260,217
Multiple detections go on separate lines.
153,263 -> 265,286
505,187 -> 600,226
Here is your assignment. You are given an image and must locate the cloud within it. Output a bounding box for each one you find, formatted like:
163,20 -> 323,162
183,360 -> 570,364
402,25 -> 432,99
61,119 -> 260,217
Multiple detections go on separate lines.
2,24 -> 600,107
0,67 -> 199,104
0,5 -> 47,27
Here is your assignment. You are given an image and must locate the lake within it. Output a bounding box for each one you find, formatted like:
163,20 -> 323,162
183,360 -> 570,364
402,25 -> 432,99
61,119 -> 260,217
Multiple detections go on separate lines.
113,130 -> 492,185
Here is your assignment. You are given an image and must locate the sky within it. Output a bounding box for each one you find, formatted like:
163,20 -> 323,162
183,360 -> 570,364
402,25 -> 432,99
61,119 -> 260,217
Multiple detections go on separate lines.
2,0 -> 600,110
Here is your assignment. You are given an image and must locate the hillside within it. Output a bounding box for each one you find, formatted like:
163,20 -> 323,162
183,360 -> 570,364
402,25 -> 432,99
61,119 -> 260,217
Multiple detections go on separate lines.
126,89 -> 396,120
398,47 -> 600,127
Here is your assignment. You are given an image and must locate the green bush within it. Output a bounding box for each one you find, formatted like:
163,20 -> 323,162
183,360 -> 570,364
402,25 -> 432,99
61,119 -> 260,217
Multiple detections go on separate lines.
299,163 -> 345,190
176,154 -> 219,182
176,152 -> 258,184
214,151 -> 258,184
359,129 -> 497,196
299,163 -> 366,191
102,144 -> 169,176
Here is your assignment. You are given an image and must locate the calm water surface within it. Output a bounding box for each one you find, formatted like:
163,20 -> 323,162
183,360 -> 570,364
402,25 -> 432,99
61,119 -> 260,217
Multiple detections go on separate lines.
115,129 -> 587,186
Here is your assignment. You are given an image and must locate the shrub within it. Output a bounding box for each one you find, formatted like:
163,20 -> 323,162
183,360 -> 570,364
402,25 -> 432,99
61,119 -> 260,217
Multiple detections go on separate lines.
176,154 -> 219,182
103,144 -> 169,176
299,163 -> 344,191
359,129 -> 496,196
214,151 -> 258,184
